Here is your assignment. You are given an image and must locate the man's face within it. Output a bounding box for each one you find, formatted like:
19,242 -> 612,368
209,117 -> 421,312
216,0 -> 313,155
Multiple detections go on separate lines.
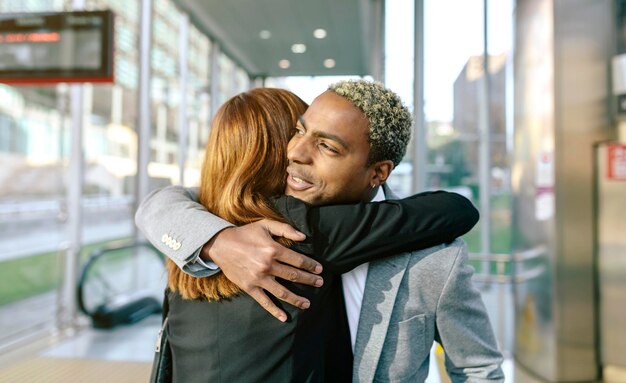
285,91 -> 376,205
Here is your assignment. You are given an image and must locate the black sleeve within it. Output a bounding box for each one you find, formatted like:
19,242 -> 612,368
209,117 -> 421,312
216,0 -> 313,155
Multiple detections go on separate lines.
272,191 -> 479,274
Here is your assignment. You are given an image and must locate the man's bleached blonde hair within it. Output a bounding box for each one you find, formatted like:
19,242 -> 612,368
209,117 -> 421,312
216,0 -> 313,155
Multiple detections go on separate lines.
328,80 -> 412,166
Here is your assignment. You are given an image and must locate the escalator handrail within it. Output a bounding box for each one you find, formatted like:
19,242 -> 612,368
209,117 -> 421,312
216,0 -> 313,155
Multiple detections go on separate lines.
76,240 -> 164,317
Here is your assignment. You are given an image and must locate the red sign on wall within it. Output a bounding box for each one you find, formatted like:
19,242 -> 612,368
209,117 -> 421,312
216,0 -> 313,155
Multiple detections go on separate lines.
608,144 -> 626,181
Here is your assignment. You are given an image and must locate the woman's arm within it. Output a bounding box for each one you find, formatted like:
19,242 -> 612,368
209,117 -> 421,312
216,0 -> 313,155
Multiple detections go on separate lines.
273,190 -> 479,274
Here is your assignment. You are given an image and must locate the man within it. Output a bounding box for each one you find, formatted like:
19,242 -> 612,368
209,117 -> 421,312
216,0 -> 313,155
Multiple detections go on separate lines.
137,80 -> 504,381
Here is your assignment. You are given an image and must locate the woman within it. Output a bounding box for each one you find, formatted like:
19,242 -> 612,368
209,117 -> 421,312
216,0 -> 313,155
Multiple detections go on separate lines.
165,88 -> 477,382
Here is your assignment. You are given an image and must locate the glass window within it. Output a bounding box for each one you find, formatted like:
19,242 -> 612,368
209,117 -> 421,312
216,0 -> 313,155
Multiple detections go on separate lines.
234,67 -> 250,95
0,0 -> 141,343
0,0 -> 64,13
0,0 -> 248,345
422,0 -> 484,259
149,0 -> 182,187
218,53 -> 235,105
184,23 -> 211,186
384,0 -> 415,198
0,0 -> 67,345
422,0 -> 514,268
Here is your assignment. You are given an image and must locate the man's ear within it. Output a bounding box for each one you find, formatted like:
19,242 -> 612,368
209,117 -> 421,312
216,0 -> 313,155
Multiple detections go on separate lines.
370,160 -> 394,186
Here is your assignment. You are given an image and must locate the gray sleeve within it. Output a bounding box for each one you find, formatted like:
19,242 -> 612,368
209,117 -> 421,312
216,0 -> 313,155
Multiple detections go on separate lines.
134,185 -> 234,277
435,242 -> 505,382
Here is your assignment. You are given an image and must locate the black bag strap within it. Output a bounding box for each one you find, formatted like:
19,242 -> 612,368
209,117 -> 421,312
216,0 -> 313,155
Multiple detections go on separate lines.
161,288 -> 170,322
150,289 -> 173,383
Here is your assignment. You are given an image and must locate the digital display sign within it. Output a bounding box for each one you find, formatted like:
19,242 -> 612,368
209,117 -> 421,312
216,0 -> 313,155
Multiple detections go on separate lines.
0,10 -> 114,84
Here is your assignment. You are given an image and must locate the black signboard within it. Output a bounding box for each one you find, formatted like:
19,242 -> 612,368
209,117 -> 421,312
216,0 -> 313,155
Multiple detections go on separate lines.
0,10 -> 114,84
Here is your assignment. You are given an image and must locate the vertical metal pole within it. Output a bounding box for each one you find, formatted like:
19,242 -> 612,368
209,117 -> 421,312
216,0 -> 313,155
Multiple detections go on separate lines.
209,43 -> 221,122
135,0 -> 153,230
60,84 -> 84,330
412,0 -> 427,193
59,0 -> 86,330
57,84 -> 68,161
371,0 -> 385,83
156,106 -> 167,163
478,0 -> 492,273
501,0 -> 515,350
178,14 -> 190,185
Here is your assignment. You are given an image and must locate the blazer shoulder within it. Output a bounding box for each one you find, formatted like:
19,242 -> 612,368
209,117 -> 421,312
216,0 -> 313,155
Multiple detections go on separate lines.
403,238 -> 469,282
406,238 -> 467,262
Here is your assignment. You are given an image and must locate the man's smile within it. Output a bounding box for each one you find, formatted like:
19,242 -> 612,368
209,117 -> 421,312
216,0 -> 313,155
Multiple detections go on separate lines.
286,167 -> 315,192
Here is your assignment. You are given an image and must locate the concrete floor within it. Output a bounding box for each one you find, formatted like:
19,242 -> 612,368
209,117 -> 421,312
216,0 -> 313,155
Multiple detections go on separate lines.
1,279 -> 619,382
0,311 -> 518,383
0,277 -> 518,382
40,315 -> 161,363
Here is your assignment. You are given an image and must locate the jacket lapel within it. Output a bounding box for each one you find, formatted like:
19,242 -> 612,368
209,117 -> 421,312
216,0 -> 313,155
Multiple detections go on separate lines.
352,184 -> 409,382
352,254 -> 410,382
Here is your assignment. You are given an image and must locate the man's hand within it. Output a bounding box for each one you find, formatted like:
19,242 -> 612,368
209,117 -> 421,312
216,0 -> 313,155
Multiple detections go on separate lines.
202,219 -> 324,322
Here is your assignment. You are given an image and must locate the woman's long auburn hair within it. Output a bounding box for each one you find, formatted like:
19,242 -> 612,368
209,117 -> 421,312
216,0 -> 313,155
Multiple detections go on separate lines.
167,88 -> 308,301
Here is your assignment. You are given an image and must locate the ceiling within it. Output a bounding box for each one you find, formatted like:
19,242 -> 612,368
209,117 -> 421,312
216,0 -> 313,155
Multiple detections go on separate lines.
173,0 -> 381,78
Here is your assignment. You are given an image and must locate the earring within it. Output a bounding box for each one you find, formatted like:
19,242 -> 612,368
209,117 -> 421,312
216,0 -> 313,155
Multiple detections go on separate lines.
371,183 -> 376,189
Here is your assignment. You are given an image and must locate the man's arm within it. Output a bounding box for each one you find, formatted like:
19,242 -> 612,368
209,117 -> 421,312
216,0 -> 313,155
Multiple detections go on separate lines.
276,191 -> 479,274
134,185 -> 323,321
135,186 -> 232,277
435,242 -> 505,382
